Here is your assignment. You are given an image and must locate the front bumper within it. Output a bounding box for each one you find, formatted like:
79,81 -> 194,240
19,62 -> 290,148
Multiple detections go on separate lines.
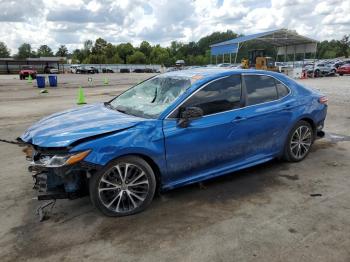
24,144 -> 101,200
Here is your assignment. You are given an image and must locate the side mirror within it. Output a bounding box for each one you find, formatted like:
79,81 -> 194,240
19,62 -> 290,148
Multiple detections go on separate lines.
178,107 -> 204,128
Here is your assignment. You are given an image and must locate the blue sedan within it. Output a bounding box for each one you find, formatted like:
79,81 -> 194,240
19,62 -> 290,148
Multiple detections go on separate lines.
20,69 -> 327,216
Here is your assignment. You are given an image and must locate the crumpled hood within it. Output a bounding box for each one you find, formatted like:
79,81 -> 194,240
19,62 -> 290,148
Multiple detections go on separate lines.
21,103 -> 144,147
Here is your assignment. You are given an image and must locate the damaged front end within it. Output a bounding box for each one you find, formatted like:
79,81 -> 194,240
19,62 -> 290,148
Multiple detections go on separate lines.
23,143 -> 99,201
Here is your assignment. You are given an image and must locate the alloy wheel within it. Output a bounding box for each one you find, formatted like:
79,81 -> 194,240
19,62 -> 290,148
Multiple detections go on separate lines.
290,125 -> 312,160
98,163 -> 150,213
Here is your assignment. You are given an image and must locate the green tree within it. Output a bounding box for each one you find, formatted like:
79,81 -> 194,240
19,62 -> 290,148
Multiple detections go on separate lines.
139,41 -> 152,60
338,35 -> 349,58
56,45 -> 68,57
150,45 -> 171,66
0,42 -> 10,57
105,43 -> 118,59
82,40 -> 93,61
197,30 -> 239,54
92,38 -> 108,55
17,43 -> 32,58
84,40 -> 93,52
72,49 -> 85,63
87,54 -> 106,64
117,43 -> 134,64
127,51 -> 146,64
37,45 -> 54,57
111,53 -> 122,63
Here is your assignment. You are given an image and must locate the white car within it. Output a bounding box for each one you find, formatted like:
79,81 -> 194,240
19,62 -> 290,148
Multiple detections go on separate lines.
49,68 -> 59,74
70,65 -> 78,74
304,63 -> 336,77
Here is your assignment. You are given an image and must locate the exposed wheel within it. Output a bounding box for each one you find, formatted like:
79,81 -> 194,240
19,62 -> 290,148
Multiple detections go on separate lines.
314,69 -> 320,77
89,156 -> 156,216
19,75 -> 23,80
339,73 -> 343,76
283,121 -> 314,162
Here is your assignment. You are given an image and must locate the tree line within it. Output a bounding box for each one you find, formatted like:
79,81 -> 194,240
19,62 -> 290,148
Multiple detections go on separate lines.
0,31 -> 349,66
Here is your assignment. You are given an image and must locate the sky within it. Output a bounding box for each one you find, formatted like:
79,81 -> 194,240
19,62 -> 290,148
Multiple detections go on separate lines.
0,0 -> 349,53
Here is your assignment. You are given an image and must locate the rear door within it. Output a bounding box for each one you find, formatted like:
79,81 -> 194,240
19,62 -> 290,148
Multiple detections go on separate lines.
238,74 -> 294,161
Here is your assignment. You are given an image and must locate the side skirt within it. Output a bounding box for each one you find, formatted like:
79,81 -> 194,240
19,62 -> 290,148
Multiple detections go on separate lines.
162,156 -> 275,191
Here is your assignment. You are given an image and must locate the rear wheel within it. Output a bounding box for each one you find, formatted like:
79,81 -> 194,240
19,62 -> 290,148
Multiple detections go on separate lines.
89,156 -> 156,216
314,69 -> 320,77
283,121 -> 314,162
339,73 -> 343,76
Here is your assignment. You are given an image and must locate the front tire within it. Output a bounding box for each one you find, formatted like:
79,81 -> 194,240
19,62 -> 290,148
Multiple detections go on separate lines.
283,121 -> 314,162
89,156 -> 156,216
314,69 -> 320,77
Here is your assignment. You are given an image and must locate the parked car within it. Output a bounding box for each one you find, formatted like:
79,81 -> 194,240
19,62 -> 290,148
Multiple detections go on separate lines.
75,66 -> 98,74
70,65 -> 78,73
133,69 -> 145,73
44,66 -> 59,74
75,66 -> 88,74
304,63 -> 336,77
20,69 -> 327,217
19,66 -> 37,80
87,66 -> 99,74
102,67 -> 114,73
337,63 -> 350,76
120,68 -> 130,73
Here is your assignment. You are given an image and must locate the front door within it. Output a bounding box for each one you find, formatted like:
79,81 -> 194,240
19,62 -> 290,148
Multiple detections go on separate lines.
162,75 -> 246,188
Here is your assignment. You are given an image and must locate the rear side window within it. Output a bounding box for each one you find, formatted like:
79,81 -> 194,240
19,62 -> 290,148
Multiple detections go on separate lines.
275,80 -> 289,98
171,75 -> 242,117
244,75 -> 278,106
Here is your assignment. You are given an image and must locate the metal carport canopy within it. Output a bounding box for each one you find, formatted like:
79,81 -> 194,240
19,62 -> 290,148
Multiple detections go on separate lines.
210,28 -> 318,56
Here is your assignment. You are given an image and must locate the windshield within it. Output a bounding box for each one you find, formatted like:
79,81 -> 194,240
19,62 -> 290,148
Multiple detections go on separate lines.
109,75 -> 191,118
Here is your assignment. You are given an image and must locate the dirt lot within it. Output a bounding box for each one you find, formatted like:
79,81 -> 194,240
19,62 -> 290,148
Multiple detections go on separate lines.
0,73 -> 349,262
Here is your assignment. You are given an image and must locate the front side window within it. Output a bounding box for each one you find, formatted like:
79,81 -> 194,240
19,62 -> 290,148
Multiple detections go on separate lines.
172,75 -> 242,117
244,75 -> 278,106
109,76 -> 191,118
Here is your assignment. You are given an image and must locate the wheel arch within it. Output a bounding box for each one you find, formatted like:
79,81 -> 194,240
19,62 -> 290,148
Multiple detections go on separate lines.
102,153 -> 163,193
299,117 -> 316,135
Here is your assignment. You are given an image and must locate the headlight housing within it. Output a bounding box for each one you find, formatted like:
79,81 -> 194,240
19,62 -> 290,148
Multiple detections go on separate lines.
33,150 -> 91,168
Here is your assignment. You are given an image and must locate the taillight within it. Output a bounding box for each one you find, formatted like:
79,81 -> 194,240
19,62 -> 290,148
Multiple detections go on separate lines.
318,96 -> 328,105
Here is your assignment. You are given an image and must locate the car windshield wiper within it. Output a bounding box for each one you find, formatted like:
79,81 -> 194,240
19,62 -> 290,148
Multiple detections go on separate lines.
104,102 -> 128,114
104,102 -> 115,110
151,87 -> 158,103
116,108 -> 126,113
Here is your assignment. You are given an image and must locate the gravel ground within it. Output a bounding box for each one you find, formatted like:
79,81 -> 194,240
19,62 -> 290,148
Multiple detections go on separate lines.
0,73 -> 349,262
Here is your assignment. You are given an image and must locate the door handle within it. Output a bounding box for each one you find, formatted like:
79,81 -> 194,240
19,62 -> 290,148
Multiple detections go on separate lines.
232,116 -> 246,123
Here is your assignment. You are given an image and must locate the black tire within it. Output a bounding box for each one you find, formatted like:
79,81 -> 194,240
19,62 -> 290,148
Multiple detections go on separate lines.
339,73 -> 343,76
89,156 -> 156,217
314,69 -> 320,78
283,120 -> 314,162
19,75 -> 23,80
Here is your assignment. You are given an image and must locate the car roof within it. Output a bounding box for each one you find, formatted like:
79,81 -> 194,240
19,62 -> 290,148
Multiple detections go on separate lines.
161,68 -> 283,79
